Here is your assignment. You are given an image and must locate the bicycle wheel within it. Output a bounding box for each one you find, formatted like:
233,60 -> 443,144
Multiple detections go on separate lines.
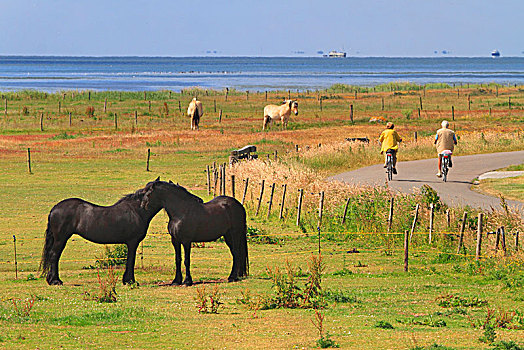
442,158 -> 448,182
386,158 -> 393,181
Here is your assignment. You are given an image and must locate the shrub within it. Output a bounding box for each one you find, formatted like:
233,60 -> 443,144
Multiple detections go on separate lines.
86,106 -> 95,117
84,267 -> 118,303
194,285 -> 222,313
375,320 -> 394,329
312,309 -> 340,348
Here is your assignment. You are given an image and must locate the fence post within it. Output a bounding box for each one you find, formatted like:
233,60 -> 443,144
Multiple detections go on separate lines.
13,235 -> 18,279
279,184 -> 287,220
241,178 -> 249,205
4,98 -> 6,116
475,213 -> 483,260
296,189 -> 304,226
342,198 -> 351,224
495,227 -> 501,251
419,96 -> 423,110
404,230 -> 409,272
429,203 -> 434,244
104,98 -> 107,112
457,211 -> 467,254
318,191 -> 324,255
350,104 -> 354,123
451,106 -> 455,121
230,175 -> 235,198
219,110 -> 222,123
27,148 -> 32,174
114,113 -> 118,130
69,112 -> 72,126
387,197 -> 394,232
516,230 -> 519,251
214,99 -> 217,113
146,148 -> 151,171
267,183 -> 276,219
206,165 -> 211,195
500,226 -> 506,254
255,180 -> 265,216
381,97 -> 384,111
40,113 -> 44,131
319,98 -> 322,111
135,110 -> 138,125
446,209 -> 451,228
178,101 -> 181,113
409,204 -> 420,241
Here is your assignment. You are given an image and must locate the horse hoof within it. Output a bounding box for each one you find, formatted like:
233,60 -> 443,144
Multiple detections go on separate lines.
228,277 -> 239,283
48,279 -> 63,286
171,280 -> 182,286
183,280 -> 193,286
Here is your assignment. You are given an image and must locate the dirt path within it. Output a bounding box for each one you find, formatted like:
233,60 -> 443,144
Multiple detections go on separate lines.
330,150 -> 524,213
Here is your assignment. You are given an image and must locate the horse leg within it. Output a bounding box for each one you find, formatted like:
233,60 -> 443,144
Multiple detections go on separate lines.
171,237 -> 183,285
263,116 -> 269,130
122,241 -> 139,285
182,242 -> 193,286
46,237 -> 70,285
224,234 -> 239,282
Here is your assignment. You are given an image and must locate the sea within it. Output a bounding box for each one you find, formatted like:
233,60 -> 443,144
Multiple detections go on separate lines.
0,56 -> 523,92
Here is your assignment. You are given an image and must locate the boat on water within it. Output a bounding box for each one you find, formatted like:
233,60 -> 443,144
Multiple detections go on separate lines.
491,50 -> 500,58
324,50 -> 346,58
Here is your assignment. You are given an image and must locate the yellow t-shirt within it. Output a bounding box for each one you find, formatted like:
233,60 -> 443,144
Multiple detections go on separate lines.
379,129 -> 402,153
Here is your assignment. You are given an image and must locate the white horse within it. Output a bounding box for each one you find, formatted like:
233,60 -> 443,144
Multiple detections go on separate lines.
263,100 -> 298,130
187,98 -> 204,130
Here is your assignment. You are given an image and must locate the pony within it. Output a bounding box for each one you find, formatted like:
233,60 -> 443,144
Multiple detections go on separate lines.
40,178 -> 164,285
187,98 -> 204,130
141,180 -> 248,286
263,99 -> 298,130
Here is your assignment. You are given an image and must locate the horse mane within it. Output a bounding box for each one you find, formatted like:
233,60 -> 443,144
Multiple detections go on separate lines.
162,181 -> 204,204
115,187 -> 147,204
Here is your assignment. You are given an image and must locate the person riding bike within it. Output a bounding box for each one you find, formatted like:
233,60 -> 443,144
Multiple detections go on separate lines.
379,122 -> 402,174
434,120 -> 457,177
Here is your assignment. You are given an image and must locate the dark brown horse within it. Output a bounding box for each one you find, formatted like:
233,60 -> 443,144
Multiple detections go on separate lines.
142,180 -> 248,286
40,178 -> 163,285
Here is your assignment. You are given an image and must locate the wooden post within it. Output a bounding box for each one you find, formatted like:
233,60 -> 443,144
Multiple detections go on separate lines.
508,97 -> 511,110
267,183 -> 276,219
318,191 -> 324,254
274,150 -> 278,160
414,131 -> 418,142
146,148 -> 151,171
381,97 -> 384,111
446,209 -> 451,228
59,101 -> 61,114
222,165 -> 226,196
4,98 -> 7,116
13,235 -> 18,279
354,91 -> 357,99
241,178 -> 249,205
409,204 -> 420,241
265,91 -> 268,101
384,196 -> 395,233
500,226 -> 506,254
69,112 -> 72,126
144,91 -> 147,100
288,90 -> 291,100
218,110 -> 222,123
350,104 -> 354,123
231,175 -> 235,199
457,211 -> 467,254
135,110 -> 138,125
178,101 -> 181,113
213,168 -> 218,197
279,184 -> 287,220
255,180 -> 265,216
404,230 -> 409,272
296,189 -> 304,226
27,148 -> 32,174
475,213 -> 483,260
516,230 -> 519,251
468,95 -> 471,110
148,101 -> 151,113
319,98 -> 322,111
495,227 -> 501,251
40,113 -> 44,131
489,107 -> 492,117
104,98 -> 107,112
417,108 -> 420,118
214,99 -> 216,113
342,198 -> 351,224
419,96 -> 423,110
88,91 -> 91,100
246,91 -> 249,101
429,203 -> 434,244
496,85 -> 499,97
452,106 -> 454,121
114,113 -> 118,130
206,165 -> 211,195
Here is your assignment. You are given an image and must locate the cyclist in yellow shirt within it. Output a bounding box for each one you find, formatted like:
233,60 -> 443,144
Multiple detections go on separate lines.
378,122 -> 402,174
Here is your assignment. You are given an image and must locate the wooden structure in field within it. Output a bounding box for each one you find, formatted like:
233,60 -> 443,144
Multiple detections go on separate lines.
229,145 -> 258,165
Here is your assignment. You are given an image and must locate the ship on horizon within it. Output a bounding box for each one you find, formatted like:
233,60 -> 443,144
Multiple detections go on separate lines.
491,50 -> 500,58
324,50 -> 347,58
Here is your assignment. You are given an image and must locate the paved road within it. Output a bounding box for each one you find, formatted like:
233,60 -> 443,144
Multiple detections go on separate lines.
330,150 -> 524,212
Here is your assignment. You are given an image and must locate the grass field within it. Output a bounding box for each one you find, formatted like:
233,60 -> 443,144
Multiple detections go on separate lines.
0,85 -> 523,349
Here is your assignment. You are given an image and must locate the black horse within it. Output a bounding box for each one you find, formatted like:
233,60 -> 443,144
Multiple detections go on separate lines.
142,180 -> 248,286
40,178 -> 163,285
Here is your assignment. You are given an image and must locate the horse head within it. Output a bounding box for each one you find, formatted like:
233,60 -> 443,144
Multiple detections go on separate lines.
140,177 -> 161,209
288,100 -> 298,115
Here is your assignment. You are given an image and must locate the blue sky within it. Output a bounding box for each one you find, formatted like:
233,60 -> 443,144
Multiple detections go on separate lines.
0,0 -> 522,57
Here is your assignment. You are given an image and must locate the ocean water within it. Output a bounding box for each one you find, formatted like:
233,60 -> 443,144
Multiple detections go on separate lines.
0,56 -> 523,92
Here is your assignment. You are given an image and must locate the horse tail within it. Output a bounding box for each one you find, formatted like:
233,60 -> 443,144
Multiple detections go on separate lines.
238,206 -> 249,277
39,218 -> 54,277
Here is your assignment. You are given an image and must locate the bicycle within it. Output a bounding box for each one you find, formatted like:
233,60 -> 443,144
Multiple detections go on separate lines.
385,149 -> 395,181
440,150 -> 452,182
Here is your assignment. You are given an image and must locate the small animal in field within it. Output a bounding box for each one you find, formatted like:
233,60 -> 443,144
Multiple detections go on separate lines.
187,98 -> 204,130
40,178 -> 164,286
369,116 -> 387,123
263,100 -> 298,130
